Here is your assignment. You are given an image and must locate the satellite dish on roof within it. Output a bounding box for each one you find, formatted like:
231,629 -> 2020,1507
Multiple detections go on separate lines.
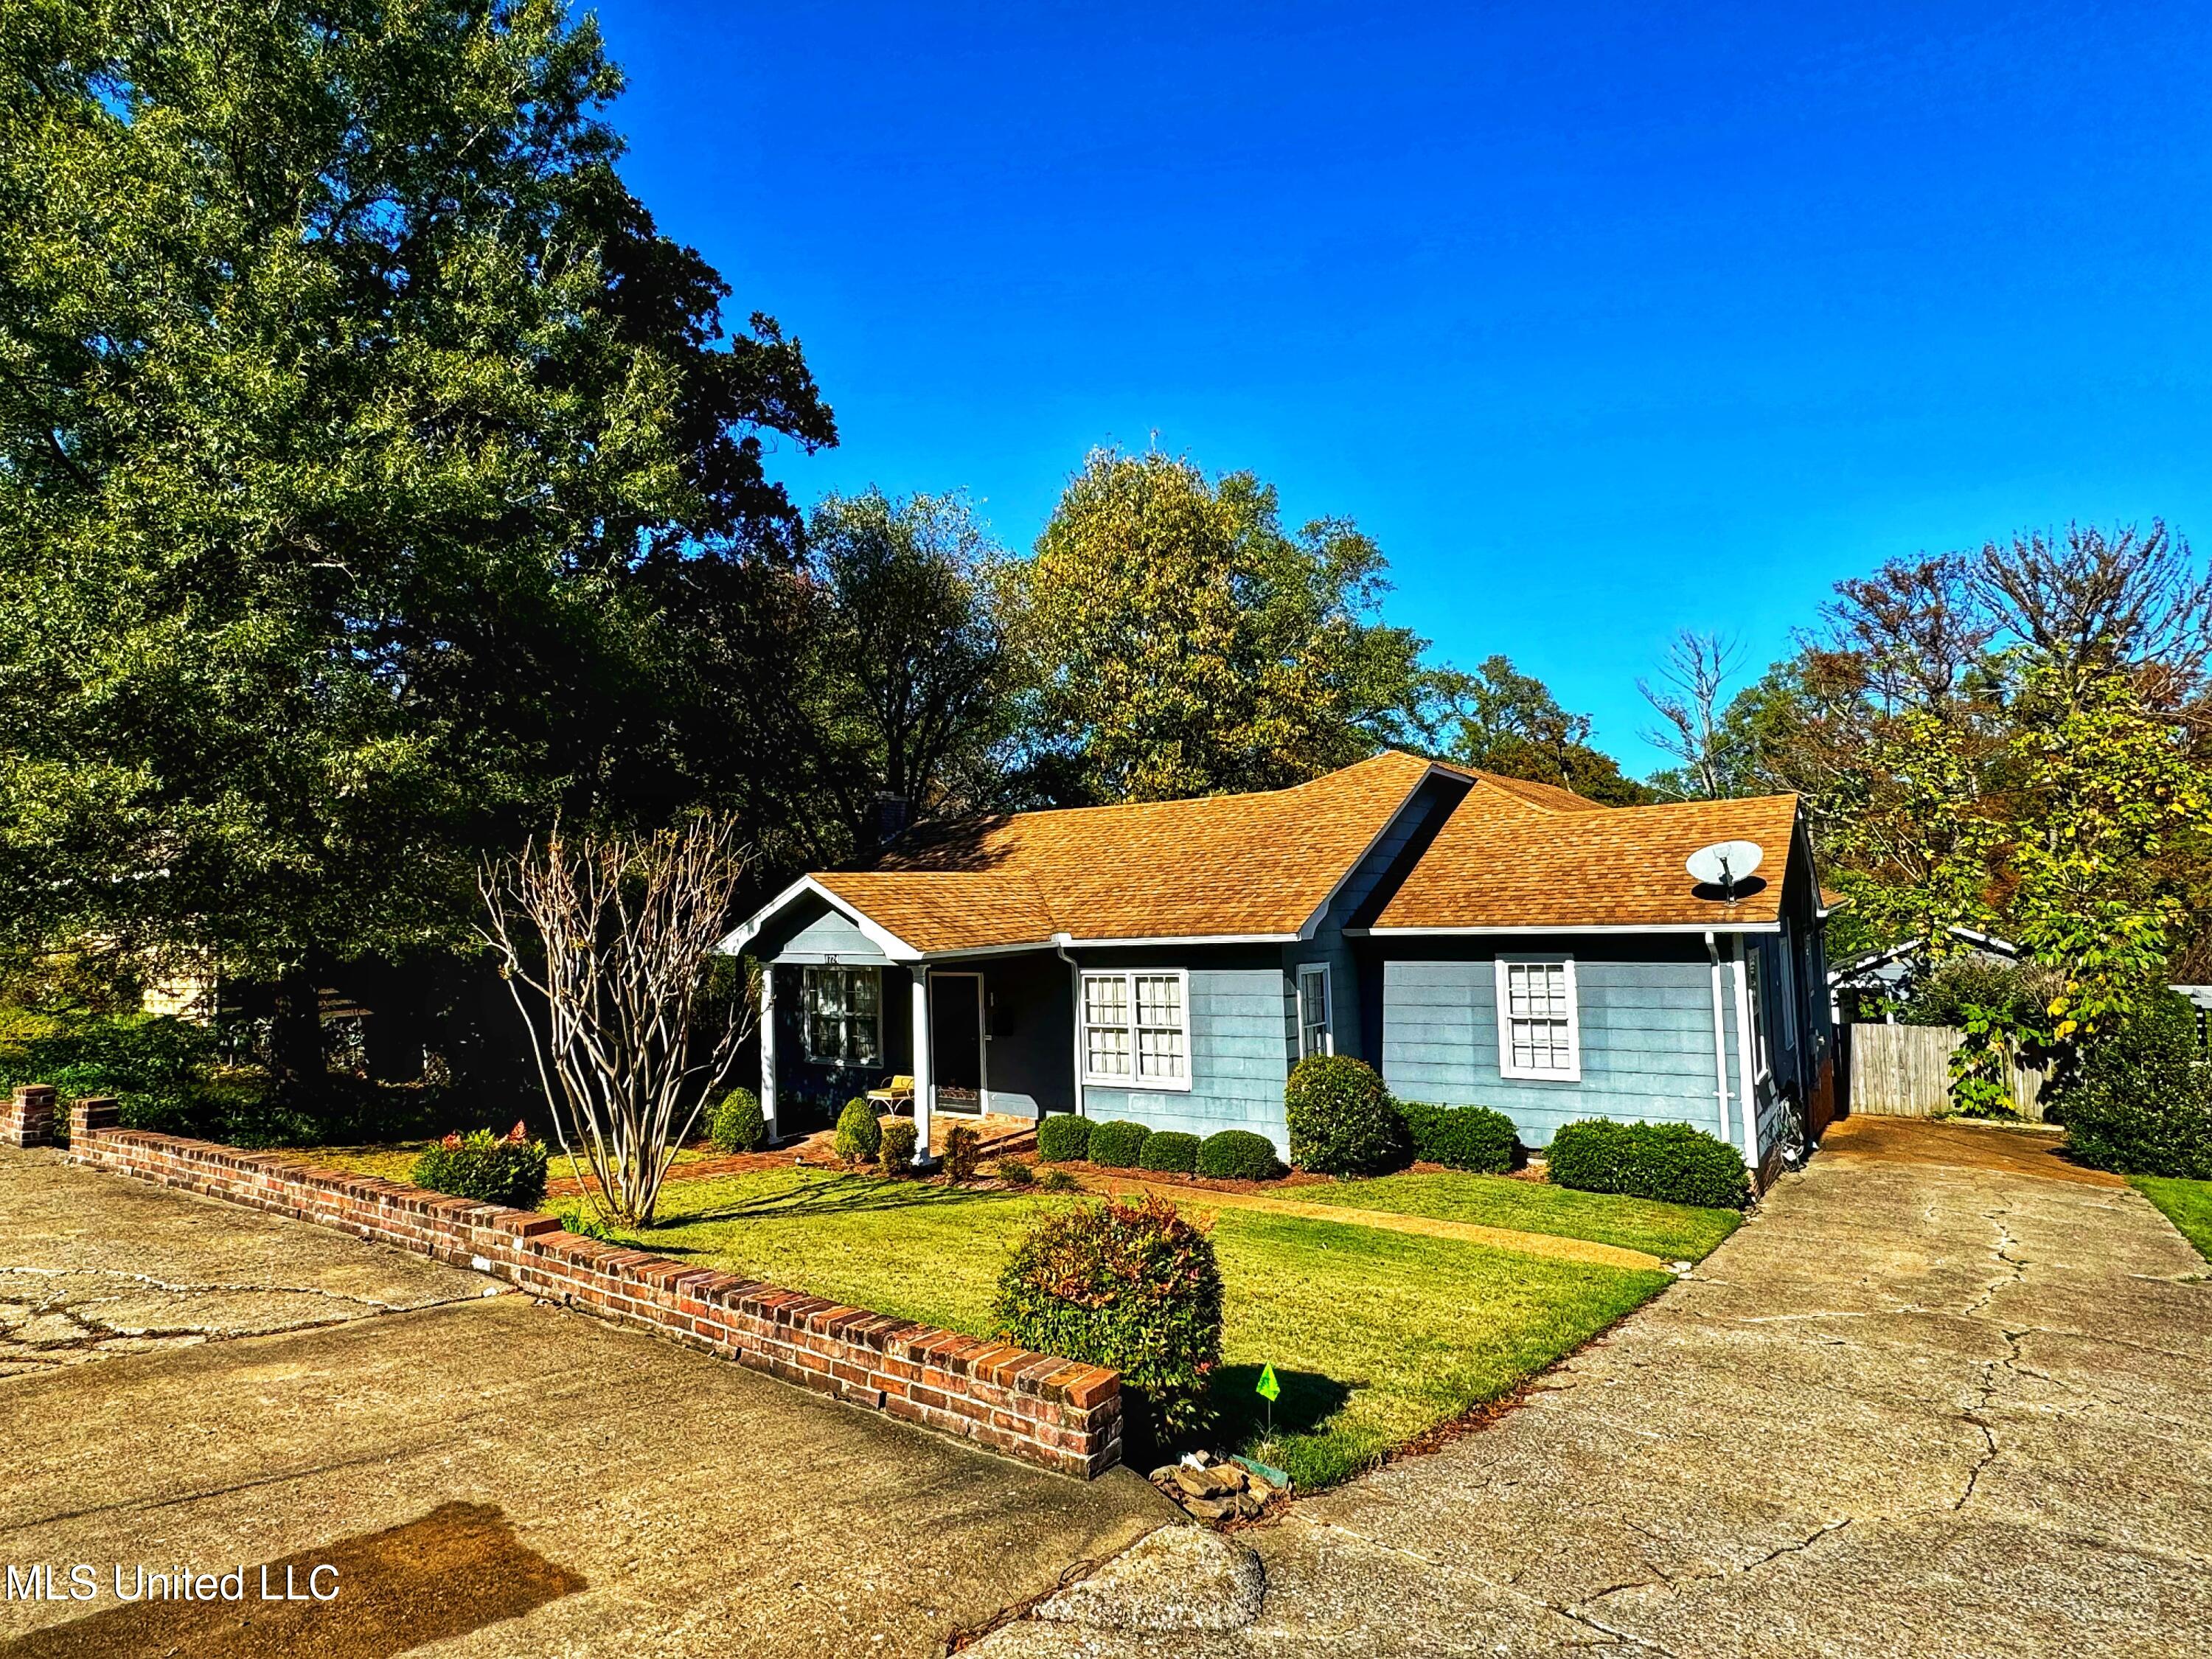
1686,841 -> 1764,901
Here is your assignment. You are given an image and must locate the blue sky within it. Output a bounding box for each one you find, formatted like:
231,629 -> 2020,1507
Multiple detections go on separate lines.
590,1 -> 2212,774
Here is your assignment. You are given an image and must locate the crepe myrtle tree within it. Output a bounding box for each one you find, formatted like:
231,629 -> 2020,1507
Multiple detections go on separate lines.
479,817 -> 755,1227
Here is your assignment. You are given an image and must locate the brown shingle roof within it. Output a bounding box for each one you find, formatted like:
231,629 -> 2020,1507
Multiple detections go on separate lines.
871,750 -> 1444,945
1373,792 -> 1800,931
811,872 -> 1055,954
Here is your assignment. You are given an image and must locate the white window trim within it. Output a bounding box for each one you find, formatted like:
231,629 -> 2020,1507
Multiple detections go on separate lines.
1079,968 -> 1194,1093
1495,955 -> 1582,1082
801,965 -> 883,1067
1297,964 -> 1333,1059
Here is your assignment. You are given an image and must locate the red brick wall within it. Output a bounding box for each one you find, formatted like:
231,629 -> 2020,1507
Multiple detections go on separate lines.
66,1128 -> 1121,1478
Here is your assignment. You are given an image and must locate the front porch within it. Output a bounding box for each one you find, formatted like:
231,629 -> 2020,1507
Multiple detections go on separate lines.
754,942 -> 1074,1166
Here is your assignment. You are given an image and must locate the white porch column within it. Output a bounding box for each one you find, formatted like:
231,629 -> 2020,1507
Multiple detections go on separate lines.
910,967 -> 934,1168
758,964 -> 778,1144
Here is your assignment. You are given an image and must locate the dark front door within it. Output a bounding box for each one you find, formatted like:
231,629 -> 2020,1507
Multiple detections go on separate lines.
931,973 -> 984,1115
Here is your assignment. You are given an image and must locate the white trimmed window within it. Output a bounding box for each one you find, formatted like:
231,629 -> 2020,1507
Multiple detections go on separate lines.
1297,964 -> 1332,1060
1082,970 -> 1191,1090
802,966 -> 881,1066
1495,957 -> 1580,1081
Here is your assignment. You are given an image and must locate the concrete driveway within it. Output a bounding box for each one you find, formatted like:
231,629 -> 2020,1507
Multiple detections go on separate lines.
0,1147 -> 1173,1659
978,1116 -> 2212,1658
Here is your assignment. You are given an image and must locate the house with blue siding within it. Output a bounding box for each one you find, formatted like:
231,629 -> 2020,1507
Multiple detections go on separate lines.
720,751 -> 1834,1187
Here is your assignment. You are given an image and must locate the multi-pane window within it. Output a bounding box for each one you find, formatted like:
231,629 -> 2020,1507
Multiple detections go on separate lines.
1496,958 -> 1579,1080
802,967 -> 881,1066
1298,965 -> 1332,1060
1082,970 -> 1190,1088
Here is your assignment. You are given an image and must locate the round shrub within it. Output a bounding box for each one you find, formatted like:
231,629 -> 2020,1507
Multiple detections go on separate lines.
1196,1129 -> 1283,1182
833,1096 -> 881,1164
944,1124 -> 982,1183
1136,1130 -> 1200,1175
995,1156 -> 1036,1186
1087,1119 -> 1152,1169
1037,1113 -> 1093,1163
411,1125 -> 550,1210
1285,1054 -> 1409,1176
707,1087 -> 767,1154
2055,992 -> 2212,1178
878,1117 -> 919,1174
1398,1101 -> 1519,1173
1545,1119 -> 1750,1209
993,1192 -> 1222,1437
1037,1166 -> 1079,1192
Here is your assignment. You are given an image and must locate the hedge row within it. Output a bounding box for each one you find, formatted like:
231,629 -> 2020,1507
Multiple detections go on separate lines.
1035,1115 -> 1284,1182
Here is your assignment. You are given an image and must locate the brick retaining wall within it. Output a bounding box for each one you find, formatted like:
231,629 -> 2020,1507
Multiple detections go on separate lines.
61,1123 -> 1121,1478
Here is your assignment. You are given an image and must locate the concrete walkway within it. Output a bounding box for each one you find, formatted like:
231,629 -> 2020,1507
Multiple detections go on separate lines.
0,1147 -> 1175,1658
977,1116 -> 2212,1658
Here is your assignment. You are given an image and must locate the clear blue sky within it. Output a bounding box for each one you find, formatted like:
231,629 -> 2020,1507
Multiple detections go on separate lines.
589,1 -> 2212,774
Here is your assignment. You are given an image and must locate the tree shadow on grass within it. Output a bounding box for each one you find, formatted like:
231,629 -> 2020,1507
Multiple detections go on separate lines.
660,1170 -> 1033,1227
1172,1364 -> 1355,1466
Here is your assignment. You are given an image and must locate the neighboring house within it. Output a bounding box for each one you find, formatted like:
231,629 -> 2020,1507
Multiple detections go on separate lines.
720,751 -> 1835,1184
1826,928 -> 2023,1024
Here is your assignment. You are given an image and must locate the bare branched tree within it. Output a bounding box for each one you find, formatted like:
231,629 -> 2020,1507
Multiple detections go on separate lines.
479,817 -> 755,1227
1638,630 -> 1742,799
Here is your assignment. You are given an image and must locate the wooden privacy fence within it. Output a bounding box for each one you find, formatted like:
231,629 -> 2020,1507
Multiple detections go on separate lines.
1845,1023 -> 2049,1121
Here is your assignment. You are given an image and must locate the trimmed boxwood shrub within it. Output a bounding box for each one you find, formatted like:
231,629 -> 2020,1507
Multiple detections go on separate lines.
1197,1129 -> 1283,1181
994,1192 -> 1222,1436
1285,1054 -> 1409,1176
411,1126 -> 550,1210
833,1096 -> 881,1164
1545,1119 -> 1750,1209
2055,992 -> 2212,1178
1088,1119 -> 1152,1169
878,1118 -> 919,1174
944,1124 -> 982,1182
1136,1130 -> 1201,1174
707,1087 -> 768,1154
1037,1113 -> 1093,1163
1399,1101 -> 1519,1174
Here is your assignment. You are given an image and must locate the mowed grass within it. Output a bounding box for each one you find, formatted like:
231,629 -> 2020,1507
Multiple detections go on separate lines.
1308,1169 -> 1742,1262
2133,1175 -> 2212,1264
606,1167 -> 1672,1489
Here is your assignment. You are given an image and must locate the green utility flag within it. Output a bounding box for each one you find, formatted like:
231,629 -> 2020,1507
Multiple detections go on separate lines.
1256,1364 -> 1281,1402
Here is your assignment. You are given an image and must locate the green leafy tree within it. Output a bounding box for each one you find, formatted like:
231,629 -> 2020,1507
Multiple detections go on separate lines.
1012,448 -> 1432,801
807,489 -> 1019,839
0,1 -> 832,1084
1436,655 -> 1653,804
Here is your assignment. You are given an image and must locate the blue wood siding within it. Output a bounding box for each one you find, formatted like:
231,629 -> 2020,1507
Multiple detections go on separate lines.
1285,771 -> 1469,1068
1081,965 -> 1291,1154
1382,950 -> 1739,1147
772,905 -> 888,964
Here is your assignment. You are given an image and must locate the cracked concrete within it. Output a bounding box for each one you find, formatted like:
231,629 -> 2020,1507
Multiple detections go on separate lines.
973,1116 -> 2212,1658
1,1147 -> 1176,1656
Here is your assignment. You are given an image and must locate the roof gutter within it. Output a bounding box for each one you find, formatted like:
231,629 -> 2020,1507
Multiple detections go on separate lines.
1350,921 -> 1784,937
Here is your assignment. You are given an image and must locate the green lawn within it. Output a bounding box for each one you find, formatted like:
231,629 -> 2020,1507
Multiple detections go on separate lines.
1310,1169 -> 1742,1262
589,1166 -> 1672,1489
2133,1175 -> 2212,1264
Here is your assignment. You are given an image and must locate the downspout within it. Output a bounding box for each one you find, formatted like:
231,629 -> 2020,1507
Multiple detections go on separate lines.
1705,931 -> 1731,1147
1053,933 -> 1085,1119
1732,936 -> 1761,1174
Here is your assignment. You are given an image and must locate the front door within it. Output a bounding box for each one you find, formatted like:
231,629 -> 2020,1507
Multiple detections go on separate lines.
931,973 -> 985,1115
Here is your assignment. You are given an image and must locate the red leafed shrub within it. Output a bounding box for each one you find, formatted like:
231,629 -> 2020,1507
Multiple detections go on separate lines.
992,1192 -> 1223,1436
